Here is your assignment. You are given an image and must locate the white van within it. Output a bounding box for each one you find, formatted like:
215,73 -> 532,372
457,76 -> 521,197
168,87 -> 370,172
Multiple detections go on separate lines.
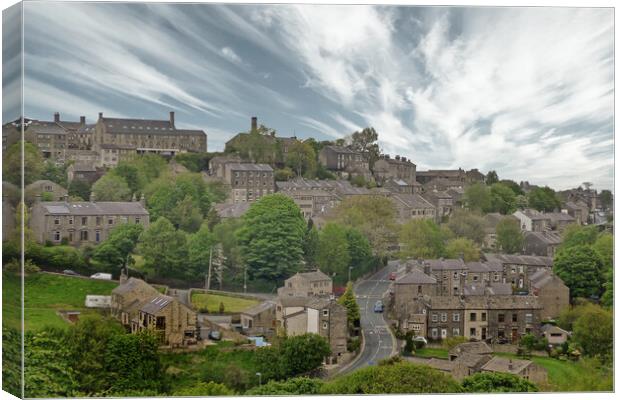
90,272 -> 112,280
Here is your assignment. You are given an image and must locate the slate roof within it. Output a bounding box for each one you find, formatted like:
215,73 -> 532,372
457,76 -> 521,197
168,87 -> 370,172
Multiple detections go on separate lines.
141,295 -> 174,314
241,301 -> 275,316
395,269 -> 437,285
517,209 -> 551,221
465,261 -> 503,273
112,277 -> 159,297
463,283 -> 512,296
225,163 -> 273,172
546,212 -> 576,222
278,296 -> 312,308
430,297 -> 465,309
70,162 -> 97,172
296,269 -> 331,282
483,253 -> 553,267
39,201 -> 149,216
213,202 -> 250,218
486,295 -> 541,310
449,341 -> 494,356
425,258 -> 466,271
392,193 -> 435,209
305,297 -> 333,310
101,117 -> 205,136
525,231 -> 563,245
28,121 -> 67,135
541,324 -> 569,335
481,357 -> 533,374
322,145 -> 358,154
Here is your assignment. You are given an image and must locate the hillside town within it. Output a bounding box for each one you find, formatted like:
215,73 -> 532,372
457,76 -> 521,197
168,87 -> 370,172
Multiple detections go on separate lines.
2,108 -> 614,397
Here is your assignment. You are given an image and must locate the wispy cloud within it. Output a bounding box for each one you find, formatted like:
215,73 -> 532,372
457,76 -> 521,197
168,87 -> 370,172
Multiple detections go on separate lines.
220,47 -> 243,65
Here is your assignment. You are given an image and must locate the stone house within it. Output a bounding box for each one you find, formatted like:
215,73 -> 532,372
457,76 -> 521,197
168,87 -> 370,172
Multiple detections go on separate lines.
98,143 -> 138,168
421,190 -> 453,222
318,145 -> 371,180
277,269 -> 333,297
546,212 -> 575,232
485,296 -> 541,344
427,297 -> 465,339
464,261 -> 504,285
391,193 -> 436,223
421,178 -> 466,192
222,162 -> 275,203
383,178 -> 420,194
25,180 -> 68,204
541,324 -> 570,345
67,162 -> 104,185
528,270 -> 570,320
523,231 -> 562,257
480,357 -> 548,386
373,154 -> 416,184
135,294 -> 198,347
111,276 -> 161,326
392,268 -> 437,323
240,301 -> 276,337
278,188 -> 337,219
422,258 -> 468,297
564,200 -> 589,225
462,296 -> 490,341
29,197 -> 149,246
213,202 -> 250,219
513,209 -> 551,232
416,168 -> 479,185
208,154 -> 246,178
483,253 -> 554,290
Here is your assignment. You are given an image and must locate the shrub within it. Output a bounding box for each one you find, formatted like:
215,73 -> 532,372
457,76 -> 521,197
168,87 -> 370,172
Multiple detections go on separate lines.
461,372 -> 538,392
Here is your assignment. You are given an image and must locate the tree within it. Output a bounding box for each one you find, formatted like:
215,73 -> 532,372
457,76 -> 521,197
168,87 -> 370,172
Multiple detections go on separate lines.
490,183 -> 517,214
279,334 -> 331,377
599,189 -> 613,210
172,382 -> 234,396
553,245 -> 604,301
317,223 -> 351,280
286,141 -> 317,177
499,179 -> 524,195
572,303 -> 613,362
112,163 -> 141,195
338,282 -> 360,330
274,167 -> 295,182
41,161 -> 68,187
92,223 -> 144,272
137,217 -> 188,278
245,377 -> 324,395
527,186 -> 560,212
187,223 -> 216,280
213,218 -> 244,285
446,209 -> 486,245
333,196 -> 398,258
399,219 -> 448,259
445,238 -> 480,262
91,174 -> 132,201
485,170 -> 499,185
68,179 -> 91,201
3,141 -> 43,185
461,372 -> 538,392
593,233 -> 613,272
171,195 -> 203,233
346,227 -> 374,277
173,152 -> 212,173
350,127 -> 380,170
237,194 -> 306,281
303,225 -> 319,267
464,183 -> 491,213
495,218 -> 523,254
560,224 -> 599,250
515,194 -> 528,210
321,361 -> 461,394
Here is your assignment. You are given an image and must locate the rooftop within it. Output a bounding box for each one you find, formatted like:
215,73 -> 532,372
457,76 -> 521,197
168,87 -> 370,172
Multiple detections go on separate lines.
395,269 -> 437,285
241,301 -> 276,316
225,163 -> 273,172
141,295 -> 175,314
481,357 -> 533,374
38,201 -> 149,216
483,253 -> 553,268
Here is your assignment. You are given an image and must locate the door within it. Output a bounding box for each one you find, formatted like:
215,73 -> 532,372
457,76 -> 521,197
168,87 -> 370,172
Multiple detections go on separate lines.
441,329 -> 447,339
511,328 -> 518,344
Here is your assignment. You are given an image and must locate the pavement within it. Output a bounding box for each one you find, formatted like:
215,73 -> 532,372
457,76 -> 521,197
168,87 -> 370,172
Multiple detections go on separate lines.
338,263 -> 399,374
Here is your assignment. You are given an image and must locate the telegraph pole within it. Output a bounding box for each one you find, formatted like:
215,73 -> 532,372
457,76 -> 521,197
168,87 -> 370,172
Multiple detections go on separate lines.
206,246 -> 213,290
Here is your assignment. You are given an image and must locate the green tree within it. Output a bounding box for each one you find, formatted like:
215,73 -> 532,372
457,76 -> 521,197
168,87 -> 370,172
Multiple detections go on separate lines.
515,194 -> 528,210
601,270 -> 613,308
91,174 -> 132,201
286,141 -> 317,177
3,141 -> 43,185
490,183 -> 517,214
350,127 -> 380,170
553,245 -> 604,300
317,223 -> 351,279
172,382 -> 234,396
495,218 -> 523,254
560,224 -> 599,250
111,163 -> 141,195
499,179 -> 524,195
338,282 -> 360,330
446,209 -> 486,245
237,194 -> 306,281
274,167 -> 295,181
346,227 -> 374,277
572,303 -> 613,362
527,186 -> 561,212
213,218 -> 244,284
279,334 -> 331,377
245,377 -> 324,395
592,233 -> 613,272
303,224 -> 320,266
461,372 -> 538,392
599,189 -> 613,210
68,179 -> 92,201
41,161 -> 68,187
92,223 -> 144,273
173,152 -> 212,172
399,219 -> 447,259
445,238 -> 480,261
464,183 -> 492,213
2,328 -> 22,397
187,223 -> 216,279
171,195 -> 203,233
485,170 -> 499,185
138,217 -> 188,278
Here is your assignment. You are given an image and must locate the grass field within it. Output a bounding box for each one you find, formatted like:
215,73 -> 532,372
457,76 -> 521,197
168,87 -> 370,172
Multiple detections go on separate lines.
3,272 -> 118,332
413,347 -> 612,391
190,292 -> 259,314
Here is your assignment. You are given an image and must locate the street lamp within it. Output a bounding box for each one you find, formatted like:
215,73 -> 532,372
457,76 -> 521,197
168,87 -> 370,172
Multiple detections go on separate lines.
256,372 -> 262,386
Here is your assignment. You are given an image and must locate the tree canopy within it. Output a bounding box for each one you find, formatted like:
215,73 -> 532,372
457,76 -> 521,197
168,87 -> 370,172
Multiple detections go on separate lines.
527,186 -> 560,212
464,183 -> 492,213
91,174 -> 132,201
495,218 -> 523,254
553,245 -> 604,301
461,372 -> 538,393
137,217 -> 188,278
3,141 -> 43,185
399,219 -> 449,259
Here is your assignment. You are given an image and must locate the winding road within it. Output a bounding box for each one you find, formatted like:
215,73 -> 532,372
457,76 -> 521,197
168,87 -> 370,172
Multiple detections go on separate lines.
339,263 -> 399,374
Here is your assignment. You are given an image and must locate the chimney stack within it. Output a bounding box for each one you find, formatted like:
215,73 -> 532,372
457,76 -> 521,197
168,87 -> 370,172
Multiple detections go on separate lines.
89,192 -> 96,202
54,112 -> 60,122
423,261 -> 431,276
98,112 -> 103,119
169,111 -> 175,127
34,194 -> 42,204
80,116 -> 86,125
251,116 -> 258,132
63,194 -> 69,203
140,193 -> 146,207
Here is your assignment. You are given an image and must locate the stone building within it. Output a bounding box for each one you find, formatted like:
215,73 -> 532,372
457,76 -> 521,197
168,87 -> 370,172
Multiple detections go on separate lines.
223,163 -> 275,203
240,301 -> 276,337
277,270 -> 333,297
111,276 -> 161,326
67,162 -> 104,185
24,180 -> 68,204
213,202 -> 251,219
391,193 -> 436,223
541,324 -> 570,345
422,258 -> 468,297
392,268 -> 437,320
513,209 -> 551,232
383,178 -> 421,194
224,117 -> 299,164
528,270 -> 570,320
278,188 -> 337,220
480,357 -> 548,386
373,154 -> 416,184
135,294 -> 198,347
485,295 -> 541,344
546,212 -> 575,232
416,168 -> 484,185
29,197 -> 149,246
523,231 -> 562,257
564,200 -> 589,225
483,253 -> 554,290
318,145 -> 371,179
421,190 -> 454,222
427,297 -> 465,339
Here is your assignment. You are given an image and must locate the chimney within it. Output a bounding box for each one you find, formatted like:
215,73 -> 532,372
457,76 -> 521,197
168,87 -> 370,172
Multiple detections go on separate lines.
63,194 -> 69,203
508,359 -> 513,370
119,269 -> 128,285
89,192 -> 96,202
140,193 -> 146,207
98,112 -> 103,119
423,262 -> 431,276
169,111 -> 175,127
54,112 -> 60,122
251,116 -> 258,131
80,116 -> 86,125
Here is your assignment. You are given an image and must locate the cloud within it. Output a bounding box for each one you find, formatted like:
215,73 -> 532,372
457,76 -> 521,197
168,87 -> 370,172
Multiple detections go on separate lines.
220,46 -> 243,65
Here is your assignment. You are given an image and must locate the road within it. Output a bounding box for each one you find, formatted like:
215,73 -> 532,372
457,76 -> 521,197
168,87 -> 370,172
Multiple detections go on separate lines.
339,263 -> 399,374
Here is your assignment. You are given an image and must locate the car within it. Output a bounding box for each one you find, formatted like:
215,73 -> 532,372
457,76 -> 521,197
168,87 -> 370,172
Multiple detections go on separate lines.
497,337 -> 510,344
373,300 -> 384,313
90,272 -> 112,280
413,336 -> 428,345
388,272 -> 397,281
63,269 -> 79,276
208,330 -> 222,341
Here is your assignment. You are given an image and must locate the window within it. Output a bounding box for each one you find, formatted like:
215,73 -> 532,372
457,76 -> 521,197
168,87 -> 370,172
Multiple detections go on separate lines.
322,309 -> 329,317
470,328 -> 476,337
81,217 -> 87,225
431,328 -> 438,339
452,313 -> 460,322
53,231 -> 61,241
470,312 -> 477,322
473,275 -> 479,281
498,313 -> 505,323
322,321 -> 328,329
525,313 -> 533,323
54,217 -> 60,225
95,231 -> 101,243
80,230 -> 88,241
135,217 -> 141,224
108,218 -> 114,225
431,313 -> 438,323
121,216 -> 128,223
68,231 -> 74,242
512,313 -> 518,322
481,312 -> 487,322
452,328 -> 460,336
440,313 -> 447,322
96,216 -> 102,225
68,218 -> 73,225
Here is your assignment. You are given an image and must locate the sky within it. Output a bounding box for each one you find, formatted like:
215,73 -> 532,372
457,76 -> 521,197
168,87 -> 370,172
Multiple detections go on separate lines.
3,3 -> 614,190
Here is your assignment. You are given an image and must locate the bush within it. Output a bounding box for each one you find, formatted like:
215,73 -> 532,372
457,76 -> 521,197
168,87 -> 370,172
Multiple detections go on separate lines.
461,372 -> 538,392
245,377 -> 324,395
442,336 -> 468,349
347,337 -> 361,353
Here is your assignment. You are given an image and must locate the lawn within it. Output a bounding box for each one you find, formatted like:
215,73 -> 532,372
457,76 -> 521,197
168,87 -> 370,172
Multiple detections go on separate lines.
413,347 -> 449,359
161,341 -> 262,393
190,292 -> 259,314
3,272 -> 118,332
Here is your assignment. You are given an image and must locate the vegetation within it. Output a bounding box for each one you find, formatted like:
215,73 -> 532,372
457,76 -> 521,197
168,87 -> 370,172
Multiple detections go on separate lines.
137,217 -> 188,279
91,223 -> 144,273
461,372 -> 538,392
495,218 -> 524,254
446,209 -> 486,245
445,237 -> 480,261
338,281 -> 361,331
91,174 -> 132,201
190,292 -> 259,314
3,140 -> 44,185
527,186 -> 561,212
246,377 -> 324,395
399,219 -> 449,259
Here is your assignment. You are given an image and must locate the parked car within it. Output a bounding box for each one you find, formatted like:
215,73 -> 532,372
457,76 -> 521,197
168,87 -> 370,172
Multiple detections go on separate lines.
497,337 -> 510,344
373,300 -> 384,313
388,272 -> 397,281
413,336 -> 428,345
63,269 -> 80,276
90,272 -> 112,280
208,330 -> 221,341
